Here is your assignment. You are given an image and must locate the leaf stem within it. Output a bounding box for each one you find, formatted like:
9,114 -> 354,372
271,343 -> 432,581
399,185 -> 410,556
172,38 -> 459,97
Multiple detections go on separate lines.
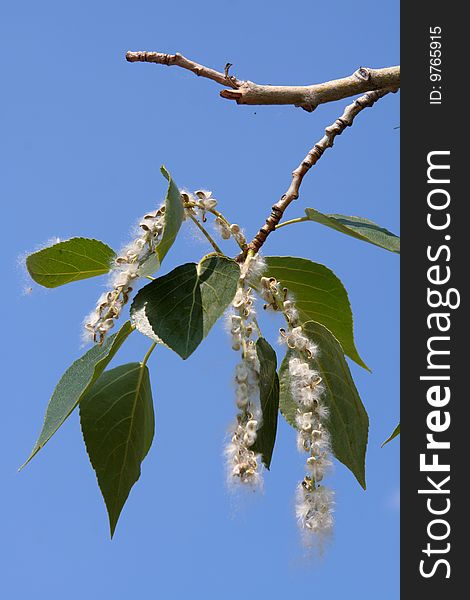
275,216 -> 309,229
187,212 -> 224,254
252,315 -> 263,337
141,341 -> 157,367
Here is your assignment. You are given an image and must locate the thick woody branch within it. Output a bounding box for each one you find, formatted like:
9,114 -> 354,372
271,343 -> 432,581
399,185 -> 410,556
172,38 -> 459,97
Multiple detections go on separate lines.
220,67 -> 399,112
248,88 -> 396,253
126,51 -> 400,112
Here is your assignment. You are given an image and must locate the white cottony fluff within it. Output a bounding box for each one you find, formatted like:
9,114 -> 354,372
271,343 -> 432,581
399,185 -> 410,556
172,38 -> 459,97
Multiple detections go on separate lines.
194,189 -> 218,211
279,327 -> 318,357
225,338 -> 263,488
289,338 -> 335,540
243,254 -> 266,286
288,358 -> 325,407
229,223 -> 246,247
225,254 -> 267,489
296,482 -> 334,538
83,204 -> 167,344
306,453 -> 333,482
182,189 -> 221,231
262,281 -> 336,543
253,271 -> 334,534
214,217 -> 231,240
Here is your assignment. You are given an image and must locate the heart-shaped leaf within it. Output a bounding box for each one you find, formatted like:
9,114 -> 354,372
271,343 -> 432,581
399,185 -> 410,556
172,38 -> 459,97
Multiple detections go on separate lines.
279,321 -> 369,489
80,363 -> 154,537
265,256 -> 368,370
26,237 -> 116,288
131,255 -> 240,359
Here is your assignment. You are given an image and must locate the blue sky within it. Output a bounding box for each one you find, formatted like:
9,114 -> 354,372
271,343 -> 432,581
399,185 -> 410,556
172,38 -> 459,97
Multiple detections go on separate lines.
1,1 -> 399,598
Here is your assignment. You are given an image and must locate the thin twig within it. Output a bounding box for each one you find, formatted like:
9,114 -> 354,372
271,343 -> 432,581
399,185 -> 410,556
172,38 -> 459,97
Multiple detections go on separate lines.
126,51 -> 400,112
247,88 -> 396,253
187,212 -> 224,254
183,200 -> 246,252
126,51 -> 241,88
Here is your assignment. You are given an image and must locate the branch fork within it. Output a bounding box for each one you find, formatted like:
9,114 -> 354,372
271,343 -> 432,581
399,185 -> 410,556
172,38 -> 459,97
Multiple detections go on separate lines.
126,49 -> 399,254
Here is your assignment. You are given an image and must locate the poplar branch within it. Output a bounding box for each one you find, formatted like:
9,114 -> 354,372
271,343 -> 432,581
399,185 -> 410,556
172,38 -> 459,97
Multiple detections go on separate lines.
126,51 -> 400,112
247,88 -> 396,253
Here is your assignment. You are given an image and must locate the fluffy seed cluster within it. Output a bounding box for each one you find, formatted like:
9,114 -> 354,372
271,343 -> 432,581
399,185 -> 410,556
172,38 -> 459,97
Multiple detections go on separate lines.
242,253 -> 267,287
224,254 -> 267,488
261,276 -> 335,542
182,188 -> 248,249
182,189 -> 218,222
215,217 -> 231,239
228,224 -> 246,247
83,206 -> 166,343
295,483 -> 334,542
289,352 -> 334,539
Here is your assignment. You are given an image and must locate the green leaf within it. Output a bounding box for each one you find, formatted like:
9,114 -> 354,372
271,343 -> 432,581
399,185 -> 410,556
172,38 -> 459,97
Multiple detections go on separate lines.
265,256 -> 368,370
137,253 -> 160,278
20,321 -> 133,468
80,363 -> 154,537
251,338 -> 280,469
382,423 -> 400,447
279,321 -> 369,489
155,166 -> 184,263
131,255 -> 240,359
305,209 -> 400,254
26,237 -> 116,288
